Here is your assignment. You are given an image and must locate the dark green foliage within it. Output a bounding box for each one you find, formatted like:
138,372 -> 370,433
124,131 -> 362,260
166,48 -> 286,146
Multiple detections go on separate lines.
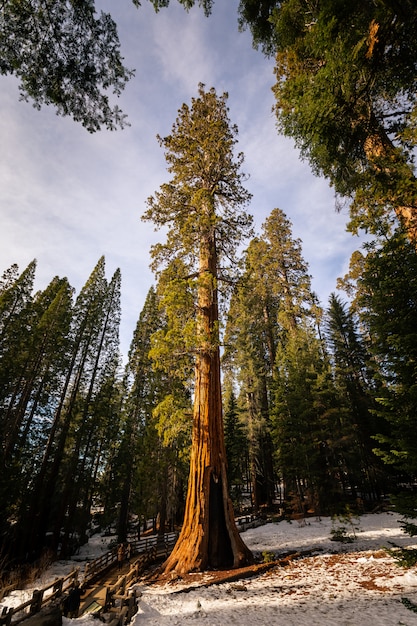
391,493 -> 417,537
238,0 -> 417,238
325,293 -> 386,501
353,233 -> 417,475
109,286 -> 191,541
388,548 -> 417,569
224,209 -> 316,511
330,508 -> 359,543
273,326 -> 348,514
0,257 -> 124,563
223,386 -> 248,508
150,0 -> 213,15
0,0 -> 133,131
237,0 -> 278,54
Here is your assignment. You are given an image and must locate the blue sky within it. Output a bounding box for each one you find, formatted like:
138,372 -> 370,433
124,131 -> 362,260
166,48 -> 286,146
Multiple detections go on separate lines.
0,0 -> 364,359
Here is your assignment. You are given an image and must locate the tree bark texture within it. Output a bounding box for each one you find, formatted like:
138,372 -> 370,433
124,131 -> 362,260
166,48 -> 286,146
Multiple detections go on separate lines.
363,129 -> 417,242
163,233 -> 253,575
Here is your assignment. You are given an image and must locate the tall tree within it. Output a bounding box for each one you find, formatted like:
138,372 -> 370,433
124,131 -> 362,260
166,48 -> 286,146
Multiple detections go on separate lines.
346,232 -> 417,476
325,293 -> 386,502
0,260 -> 37,465
54,267 -> 122,550
224,208 -> 317,510
111,285 -> 190,543
1,277 -> 73,467
223,383 -> 248,510
143,84 -> 254,574
272,324 -> 345,515
19,257 -> 112,558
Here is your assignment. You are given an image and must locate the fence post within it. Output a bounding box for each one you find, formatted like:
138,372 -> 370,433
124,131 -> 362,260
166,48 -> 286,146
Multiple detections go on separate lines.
30,589 -> 43,614
83,561 -> 90,585
0,607 -> 12,626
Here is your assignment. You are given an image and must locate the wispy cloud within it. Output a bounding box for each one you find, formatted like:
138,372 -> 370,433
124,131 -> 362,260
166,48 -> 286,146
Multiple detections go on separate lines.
0,0 -> 364,358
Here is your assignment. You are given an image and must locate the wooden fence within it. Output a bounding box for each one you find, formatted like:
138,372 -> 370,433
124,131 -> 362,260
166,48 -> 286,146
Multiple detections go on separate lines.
235,514 -> 263,531
0,531 -> 178,626
0,569 -> 79,626
81,531 -> 178,587
0,523 -> 265,626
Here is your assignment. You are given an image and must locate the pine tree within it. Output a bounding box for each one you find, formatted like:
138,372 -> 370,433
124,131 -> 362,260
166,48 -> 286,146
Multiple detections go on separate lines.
325,293 -> 385,502
0,260 -> 37,423
55,267 -> 122,550
20,257 -> 116,558
224,208 -> 317,512
350,233 -> 417,476
223,384 -> 248,510
272,324 -> 347,515
143,84 -> 254,574
0,267 -> 75,561
110,285 -> 191,543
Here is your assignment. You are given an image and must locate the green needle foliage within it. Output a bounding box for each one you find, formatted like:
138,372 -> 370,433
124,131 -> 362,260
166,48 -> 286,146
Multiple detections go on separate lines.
0,0 -> 134,131
241,0 -> 417,239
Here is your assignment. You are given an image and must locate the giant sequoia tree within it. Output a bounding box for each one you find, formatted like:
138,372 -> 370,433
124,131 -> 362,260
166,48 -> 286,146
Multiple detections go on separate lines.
143,84 -> 254,574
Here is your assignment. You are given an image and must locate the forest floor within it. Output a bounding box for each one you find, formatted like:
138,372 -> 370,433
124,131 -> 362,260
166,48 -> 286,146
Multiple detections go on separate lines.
132,511 -> 417,625
2,511 -> 417,625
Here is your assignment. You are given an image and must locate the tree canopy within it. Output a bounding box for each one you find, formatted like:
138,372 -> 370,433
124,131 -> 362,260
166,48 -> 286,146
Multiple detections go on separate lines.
239,0 -> 417,239
0,0 -> 135,131
0,0 -> 214,130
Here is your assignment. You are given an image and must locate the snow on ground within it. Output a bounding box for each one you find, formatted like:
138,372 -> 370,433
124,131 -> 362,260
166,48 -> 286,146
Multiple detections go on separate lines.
131,512 -> 417,626
3,512 -> 417,625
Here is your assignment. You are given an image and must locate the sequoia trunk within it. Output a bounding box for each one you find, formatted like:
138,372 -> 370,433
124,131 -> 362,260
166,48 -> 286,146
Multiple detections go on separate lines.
163,231 -> 253,574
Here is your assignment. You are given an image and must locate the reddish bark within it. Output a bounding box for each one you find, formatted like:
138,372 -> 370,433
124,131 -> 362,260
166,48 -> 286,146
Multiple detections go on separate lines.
163,232 -> 253,574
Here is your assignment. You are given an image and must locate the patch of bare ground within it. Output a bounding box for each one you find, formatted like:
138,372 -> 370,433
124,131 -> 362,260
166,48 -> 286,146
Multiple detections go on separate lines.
142,547 -> 412,600
142,549 -> 326,591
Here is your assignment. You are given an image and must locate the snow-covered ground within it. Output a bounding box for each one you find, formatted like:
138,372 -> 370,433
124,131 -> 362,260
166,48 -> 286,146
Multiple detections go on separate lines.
3,512 -> 417,625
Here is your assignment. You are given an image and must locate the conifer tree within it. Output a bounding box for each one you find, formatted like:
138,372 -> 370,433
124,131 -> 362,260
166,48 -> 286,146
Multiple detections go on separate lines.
225,208 -> 316,511
345,233 -> 417,476
20,257 -> 116,558
273,323 -> 359,514
325,293 -> 385,501
223,384 -> 248,510
143,84 -> 254,573
0,260 -> 37,423
111,286 -> 191,542
55,267 -> 122,549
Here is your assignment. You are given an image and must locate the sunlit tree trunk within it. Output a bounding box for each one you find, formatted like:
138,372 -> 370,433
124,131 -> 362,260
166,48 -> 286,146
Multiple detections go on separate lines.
163,231 -> 252,574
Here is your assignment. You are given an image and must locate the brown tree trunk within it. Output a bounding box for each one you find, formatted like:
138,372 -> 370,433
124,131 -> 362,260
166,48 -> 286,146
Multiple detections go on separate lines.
363,129 -> 417,242
163,231 -> 253,575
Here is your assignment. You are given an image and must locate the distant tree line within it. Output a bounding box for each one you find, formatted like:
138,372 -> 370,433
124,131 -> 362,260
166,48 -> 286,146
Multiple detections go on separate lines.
1,203 -> 416,570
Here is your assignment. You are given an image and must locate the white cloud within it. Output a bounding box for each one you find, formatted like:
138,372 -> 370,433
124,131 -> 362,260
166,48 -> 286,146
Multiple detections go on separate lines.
0,0 -> 365,359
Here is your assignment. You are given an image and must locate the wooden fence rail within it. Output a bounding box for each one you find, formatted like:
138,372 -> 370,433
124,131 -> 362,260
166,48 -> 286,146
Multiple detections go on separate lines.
0,569 -> 79,626
0,531 -> 178,626
0,523 -> 262,626
81,531 -> 178,587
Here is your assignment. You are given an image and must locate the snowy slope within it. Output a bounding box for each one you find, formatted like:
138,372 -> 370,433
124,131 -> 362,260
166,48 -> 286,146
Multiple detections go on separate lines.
2,512 -> 417,625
